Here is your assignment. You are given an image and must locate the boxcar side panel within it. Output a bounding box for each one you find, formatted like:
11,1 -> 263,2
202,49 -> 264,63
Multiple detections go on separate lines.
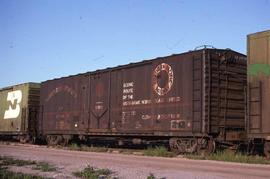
110,69 -> 124,133
39,49 -> 246,140
151,55 -> 194,134
40,75 -> 89,134
0,83 -> 39,135
109,52 -> 201,135
205,50 -> 247,136
248,30 -> 270,139
89,72 -> 110,131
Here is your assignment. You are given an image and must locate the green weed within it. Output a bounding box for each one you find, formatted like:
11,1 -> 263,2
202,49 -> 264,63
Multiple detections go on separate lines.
73,165 -> 112,179
143,146 -> 175,157
185,151 -> 270,164
0,168 -> 44,179
32,162 -> 57,172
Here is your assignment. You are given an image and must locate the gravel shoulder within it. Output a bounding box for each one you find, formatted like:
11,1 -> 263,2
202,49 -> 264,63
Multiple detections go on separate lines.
1,143 -> 270,179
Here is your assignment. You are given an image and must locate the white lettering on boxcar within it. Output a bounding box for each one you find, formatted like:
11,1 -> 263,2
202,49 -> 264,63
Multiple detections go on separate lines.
122,82 -> 135,101
141,113 -> 181,120
123,88 -> 133,94
4,90 -> 22,119
123,82 -> 134,88
122,97 -> 181,106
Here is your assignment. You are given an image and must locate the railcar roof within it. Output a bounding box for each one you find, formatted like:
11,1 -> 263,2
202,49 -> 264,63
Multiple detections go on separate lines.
42,48 -> 246,83
0,82 -> 39,91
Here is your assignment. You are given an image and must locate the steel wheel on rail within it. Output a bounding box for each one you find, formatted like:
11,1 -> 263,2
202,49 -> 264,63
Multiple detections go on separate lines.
46,135 -> 63,146
197,138 -> 216,156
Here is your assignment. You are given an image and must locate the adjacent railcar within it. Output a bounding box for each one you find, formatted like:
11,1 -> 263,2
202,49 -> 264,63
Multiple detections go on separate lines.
247,30 -> 270,157
39,48 -> 246,153
0,83 -> 40,142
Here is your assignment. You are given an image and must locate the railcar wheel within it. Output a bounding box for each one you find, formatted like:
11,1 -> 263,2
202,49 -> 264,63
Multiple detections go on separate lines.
169,138 -> 179,153
197,138 -> 215,156
62,135 -> 72,146
46,135 -> 63,146
19,135 -> 29,143
264,141 -> 270,158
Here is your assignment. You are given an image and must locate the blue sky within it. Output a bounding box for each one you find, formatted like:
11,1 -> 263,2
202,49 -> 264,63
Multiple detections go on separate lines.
0,0 -> 269,87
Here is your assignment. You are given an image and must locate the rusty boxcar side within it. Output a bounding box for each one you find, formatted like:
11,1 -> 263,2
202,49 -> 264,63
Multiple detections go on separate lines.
247,30 -> 270,157
0,83 -> 40,142
39,74 -> 89,144
40,48 -> 246,153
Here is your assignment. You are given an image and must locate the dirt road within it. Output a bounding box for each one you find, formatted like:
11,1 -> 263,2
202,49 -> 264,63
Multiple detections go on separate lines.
0,144 -> 270,179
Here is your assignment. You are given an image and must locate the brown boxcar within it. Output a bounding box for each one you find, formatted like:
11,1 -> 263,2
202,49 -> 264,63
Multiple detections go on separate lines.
247,30 -> 270,157
0,83 -> 40,142
40,48 -> 246,153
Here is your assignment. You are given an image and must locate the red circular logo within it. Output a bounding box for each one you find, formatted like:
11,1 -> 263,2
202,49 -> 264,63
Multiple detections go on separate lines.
152,63 -> 173,96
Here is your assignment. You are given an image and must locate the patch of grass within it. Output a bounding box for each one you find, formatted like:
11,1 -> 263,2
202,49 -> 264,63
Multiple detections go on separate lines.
67,144 -> 110,153
81,146 -> 109,153
184,154 -> 206,160
0,156 -> 36,167
185,151 -> 270,164
0,156 -> 46,179
0,168 -> 44,179
147,173 -> 156,179
143,146 -> 175,157
146,173 -> 166,179
73,165 -> 112,179
0,156 -> 54,178
68,143 -> 80,151
32,162 -> 57,172
66,143 -> 175,158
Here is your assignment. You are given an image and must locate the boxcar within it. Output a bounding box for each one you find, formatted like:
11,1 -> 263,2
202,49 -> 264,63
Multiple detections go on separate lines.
0,83 -> 40,142
247,30 -> 270,157
40,48 -> 246,153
